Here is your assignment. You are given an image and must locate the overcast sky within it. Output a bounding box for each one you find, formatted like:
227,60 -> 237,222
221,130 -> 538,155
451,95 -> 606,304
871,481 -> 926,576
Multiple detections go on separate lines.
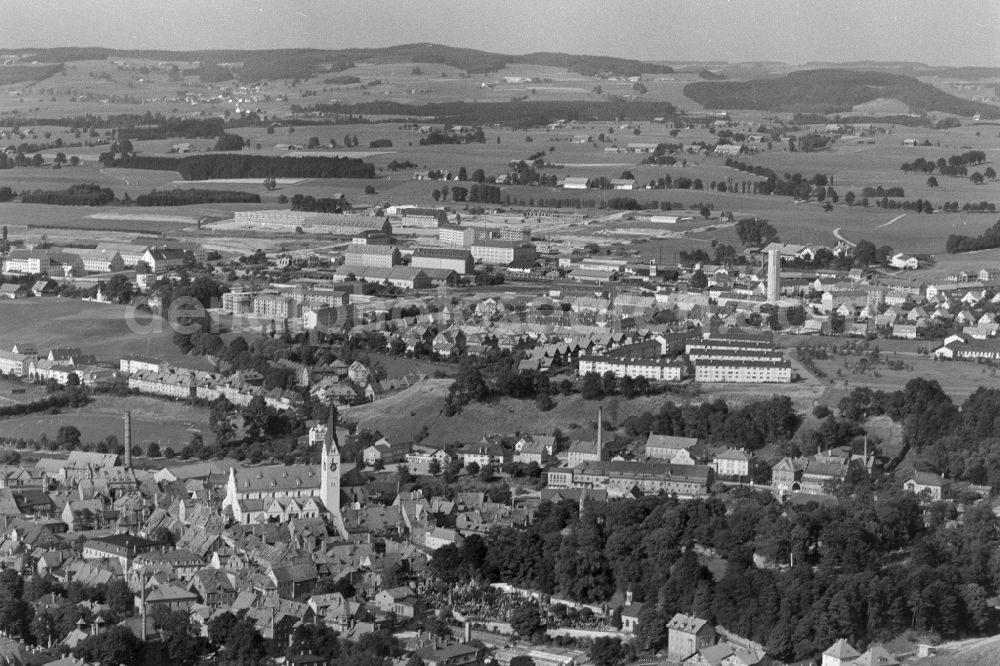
3,0 -> 999,68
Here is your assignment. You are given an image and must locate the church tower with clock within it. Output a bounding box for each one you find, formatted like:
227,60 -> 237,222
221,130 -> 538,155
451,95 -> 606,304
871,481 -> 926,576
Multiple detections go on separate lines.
320,406 -> 347,538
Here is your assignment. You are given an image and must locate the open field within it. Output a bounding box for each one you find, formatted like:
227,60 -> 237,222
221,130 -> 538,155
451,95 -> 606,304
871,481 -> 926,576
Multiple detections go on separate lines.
342,376 -> 823,445
0,299 -> 213,369
813,356 -> 1000,402
0,376 -> 49,406
0,394 -> 210,449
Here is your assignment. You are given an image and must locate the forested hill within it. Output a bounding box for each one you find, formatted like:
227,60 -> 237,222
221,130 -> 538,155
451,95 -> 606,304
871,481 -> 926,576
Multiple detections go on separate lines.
684,69 -> 1000,117
2,44 -> 672,78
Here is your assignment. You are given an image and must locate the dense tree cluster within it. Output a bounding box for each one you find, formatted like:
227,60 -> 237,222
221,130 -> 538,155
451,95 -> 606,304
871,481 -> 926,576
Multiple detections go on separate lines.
860,186 -> 904,198
686,69 -> 999,117
426,482 -> 1000,663
104,153 -> 376,180
290,193 -> 349,213
621,396 -> 799,451
135,188 -> 260,206
290,99 -> 678,130
734,218 -> 779,247
901,151 -> 987,176
213,132 -> 247,151
946,218 -> 1000,253
419,127 -> 486,145
841,378 -> 1000,482
20,183 -> 115,206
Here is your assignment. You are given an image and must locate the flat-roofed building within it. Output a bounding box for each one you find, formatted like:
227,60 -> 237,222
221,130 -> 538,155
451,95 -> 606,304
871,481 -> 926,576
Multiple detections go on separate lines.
471,240 -> 537,266
438,225 -> 481,247
253,294 -> 297,319
222,291 -> 254,314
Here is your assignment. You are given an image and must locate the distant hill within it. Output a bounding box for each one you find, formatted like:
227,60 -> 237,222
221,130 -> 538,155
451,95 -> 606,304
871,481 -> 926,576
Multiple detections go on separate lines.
683,69 -> 1000,117
698,69 -> 725,80
3,43 -> 672,80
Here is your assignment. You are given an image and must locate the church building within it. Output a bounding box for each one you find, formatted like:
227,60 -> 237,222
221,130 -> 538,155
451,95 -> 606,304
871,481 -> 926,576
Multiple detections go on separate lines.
223,409 -> 349,538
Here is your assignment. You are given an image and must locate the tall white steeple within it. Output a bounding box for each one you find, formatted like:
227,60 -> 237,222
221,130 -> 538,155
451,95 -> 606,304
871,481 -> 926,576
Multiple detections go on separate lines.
320,405 -> 347,539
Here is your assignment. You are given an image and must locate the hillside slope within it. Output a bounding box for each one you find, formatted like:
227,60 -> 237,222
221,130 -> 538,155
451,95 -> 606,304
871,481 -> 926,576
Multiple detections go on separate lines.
683,69 -> 1000,117
5,44 -> 672,79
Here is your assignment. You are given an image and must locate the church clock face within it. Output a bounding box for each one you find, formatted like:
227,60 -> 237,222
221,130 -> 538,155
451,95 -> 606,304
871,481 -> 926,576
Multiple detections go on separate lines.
329,460 -> 337,472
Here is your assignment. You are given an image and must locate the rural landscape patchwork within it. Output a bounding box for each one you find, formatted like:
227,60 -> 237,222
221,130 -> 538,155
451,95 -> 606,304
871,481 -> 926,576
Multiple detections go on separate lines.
2,10 -> 1000,666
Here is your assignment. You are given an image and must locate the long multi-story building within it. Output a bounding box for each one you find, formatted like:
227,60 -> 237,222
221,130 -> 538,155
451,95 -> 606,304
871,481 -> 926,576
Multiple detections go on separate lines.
252,294 -> 297,319
686,348 -> 786,363
0,350 -> 34,377
3,250 -> 50,275
72,249 -> 126,274
96,242 -> 149,267
693,358 -> 792,383
438,225 -> 482,247
546,460 -> 712,499
222,291 -> 254,314
411,248 -> 474,275
143,248 -> 185,273
234,210 -> 392,236
471,240 -> 537,266
343,244 -> 401,268
578,355 -> 686,381
399,208 -> 447,228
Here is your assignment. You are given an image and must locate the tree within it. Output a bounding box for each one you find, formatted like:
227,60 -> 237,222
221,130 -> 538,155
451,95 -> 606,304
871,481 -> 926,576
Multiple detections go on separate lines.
243,395 -> 269,442
971,172 -> 984,185
428,459 -> 441,476
56,425 -> 81,449
510,604 -> 543,637
986,166 -> 997,180
213,133 -> 245,151
288,623 -> 340,661
432,189 -> 441,202
590,637 -> 628,666
69,155 -> 80,166
581,372 -> 603,400
215,616 -> 266,666
146,442 -> 161,458
106,578 -> 133,616
854,239 -> 877,267
927,176 -> 939,187
458,167 -> 468,181
73,625 -> 142,666
690,269 -> 708,289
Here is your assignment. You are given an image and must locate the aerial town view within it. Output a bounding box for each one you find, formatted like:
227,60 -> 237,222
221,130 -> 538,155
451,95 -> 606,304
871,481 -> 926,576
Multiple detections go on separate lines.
1,1 -> 1000,665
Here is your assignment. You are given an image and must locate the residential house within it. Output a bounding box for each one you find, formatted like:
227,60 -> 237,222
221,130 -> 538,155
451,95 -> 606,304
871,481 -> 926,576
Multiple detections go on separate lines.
666,613 -> 715,663
903,472 -> 946,501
